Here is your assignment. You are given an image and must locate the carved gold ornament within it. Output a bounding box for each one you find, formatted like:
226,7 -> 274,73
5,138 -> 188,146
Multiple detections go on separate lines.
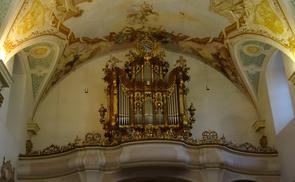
21,130 -> 277,157
99,34 -> 195,142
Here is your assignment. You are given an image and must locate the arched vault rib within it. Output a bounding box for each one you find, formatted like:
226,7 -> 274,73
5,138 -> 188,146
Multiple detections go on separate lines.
3,36 -> 64,118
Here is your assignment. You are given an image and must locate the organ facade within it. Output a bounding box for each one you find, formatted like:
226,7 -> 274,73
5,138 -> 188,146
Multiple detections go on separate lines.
99,34 -> 196,141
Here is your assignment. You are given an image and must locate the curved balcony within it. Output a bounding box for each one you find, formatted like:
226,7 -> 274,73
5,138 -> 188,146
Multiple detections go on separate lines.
18,139 -> 280,182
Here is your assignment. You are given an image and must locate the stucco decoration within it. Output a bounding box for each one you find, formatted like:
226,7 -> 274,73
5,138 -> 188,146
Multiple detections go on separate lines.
0,157 -> 15,182
210,0 -> 245,23
127,1 -> 159,25
23,42 -> 56,97
2,0 -> 293,54
236,40 -> 274,95
53,0 -> 92,21
211,0 -> 295,53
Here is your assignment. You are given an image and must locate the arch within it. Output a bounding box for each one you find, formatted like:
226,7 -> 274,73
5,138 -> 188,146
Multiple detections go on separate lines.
229,33 -> 295,107
118,177 -> 191,182
4,35 -> 65,63
229,33 -> 295,62
1,36 -> 65,119
230,36 -> 276,109
229,34 -> 295,147
107,166 -> 194,182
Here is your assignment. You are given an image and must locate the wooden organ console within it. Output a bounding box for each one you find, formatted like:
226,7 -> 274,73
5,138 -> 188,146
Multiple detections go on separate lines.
99,34 -> 196,141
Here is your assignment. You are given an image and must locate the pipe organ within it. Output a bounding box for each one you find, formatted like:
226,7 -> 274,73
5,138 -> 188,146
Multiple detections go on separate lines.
99,34 -> 196,141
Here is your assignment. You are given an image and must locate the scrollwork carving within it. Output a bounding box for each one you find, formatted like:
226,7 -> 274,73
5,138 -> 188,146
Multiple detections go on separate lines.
20,130 -> 277,157
188,103 -> 196,123
82,132 -> 102,146
200,130 -> 219,143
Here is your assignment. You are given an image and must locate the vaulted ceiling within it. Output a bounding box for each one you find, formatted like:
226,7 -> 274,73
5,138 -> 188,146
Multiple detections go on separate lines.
1,0 -> 295,111
63,0 -> 229,38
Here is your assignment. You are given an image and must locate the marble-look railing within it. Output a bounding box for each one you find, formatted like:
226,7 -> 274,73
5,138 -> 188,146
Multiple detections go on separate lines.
18,140 -> 280,182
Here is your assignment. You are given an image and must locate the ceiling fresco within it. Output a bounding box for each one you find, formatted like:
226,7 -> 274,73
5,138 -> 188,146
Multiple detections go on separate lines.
237,40 -> 274,96
44,27 -> 247,96
126,1 -> 159,25
290,0 -> 295,21
0,0 -> 15,28
23,42 -> 56,97
1,0 -> 295,107
210,0 -> 244,23
63,0 -> 229,38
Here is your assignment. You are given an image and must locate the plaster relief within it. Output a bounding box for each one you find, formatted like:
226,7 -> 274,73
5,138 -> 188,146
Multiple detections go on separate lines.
127,2 -> 159,25
0,157 -> 15,182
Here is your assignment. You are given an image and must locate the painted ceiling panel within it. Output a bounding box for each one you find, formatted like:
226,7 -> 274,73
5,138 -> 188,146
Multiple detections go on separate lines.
0,0 -> 14,27
63,0 -> 229,38
237,40 -> 274,95
23,42 -> 56,97
290,0 -> 295,13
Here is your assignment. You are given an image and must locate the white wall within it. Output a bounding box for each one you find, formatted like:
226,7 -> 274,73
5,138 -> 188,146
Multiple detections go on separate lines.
0,55 -> 33,167
258,70 -> 276,146
278,52 -> 295,182
266,51 -> 294,134
282,54 -> 295,115
184,56 -> 258,144
259,50 -> 295,182
33,50 -> 259,149
277,118 -> 295,182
